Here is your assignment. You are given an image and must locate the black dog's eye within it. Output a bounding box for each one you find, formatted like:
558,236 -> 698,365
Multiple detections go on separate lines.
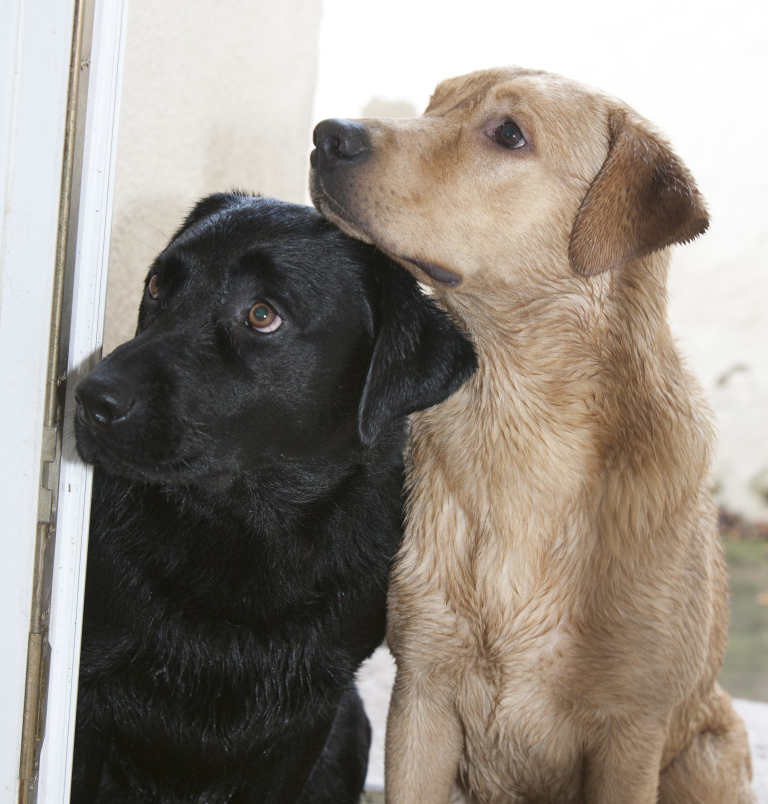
247,302 -> 282,333
147,274 -> 161,299
492,120 -> 526,150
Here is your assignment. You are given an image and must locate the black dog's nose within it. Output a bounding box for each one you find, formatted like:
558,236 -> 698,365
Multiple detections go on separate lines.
76,376 -> 135,428
311,119 -> 370,168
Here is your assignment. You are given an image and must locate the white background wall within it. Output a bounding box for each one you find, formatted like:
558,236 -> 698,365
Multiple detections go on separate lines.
313,0 -> 768,520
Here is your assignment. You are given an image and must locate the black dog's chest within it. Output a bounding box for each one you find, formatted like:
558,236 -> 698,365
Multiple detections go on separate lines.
78,475 -> 366,800
85,473 -> 335,670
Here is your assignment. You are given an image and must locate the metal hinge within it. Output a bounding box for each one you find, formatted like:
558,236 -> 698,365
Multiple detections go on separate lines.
37,427 -> 59,524
19,425 -> 62,804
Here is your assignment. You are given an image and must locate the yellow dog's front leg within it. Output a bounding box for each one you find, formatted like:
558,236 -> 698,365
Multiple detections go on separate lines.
385,667 -> 463,804
583,716 -> 667,804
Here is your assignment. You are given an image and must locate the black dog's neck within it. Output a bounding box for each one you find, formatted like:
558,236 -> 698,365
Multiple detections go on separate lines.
90,440 -> 402,612
166,455 -> 372,534
90,469 -> 351,631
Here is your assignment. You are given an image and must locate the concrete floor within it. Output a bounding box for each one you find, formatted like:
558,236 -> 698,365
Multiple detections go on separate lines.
358,646 -> 768,801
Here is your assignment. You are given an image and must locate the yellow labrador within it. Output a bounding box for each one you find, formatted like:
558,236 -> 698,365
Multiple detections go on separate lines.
310,68 -> 754,804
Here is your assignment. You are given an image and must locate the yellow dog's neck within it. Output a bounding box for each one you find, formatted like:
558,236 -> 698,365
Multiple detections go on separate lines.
414,250 -> 712,535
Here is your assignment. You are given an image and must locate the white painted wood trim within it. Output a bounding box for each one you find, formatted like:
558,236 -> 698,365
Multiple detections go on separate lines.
0,2 -> 76,798
37,2 -> 129,801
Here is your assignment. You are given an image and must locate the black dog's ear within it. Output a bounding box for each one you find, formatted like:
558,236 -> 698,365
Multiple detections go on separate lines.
357,263 -> 477,446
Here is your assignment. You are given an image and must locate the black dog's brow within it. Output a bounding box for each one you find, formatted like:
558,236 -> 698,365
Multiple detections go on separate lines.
238,244 -> 360,325
229,247 -> 311,319
237,245 -> 274,270
235,244 -> 316,289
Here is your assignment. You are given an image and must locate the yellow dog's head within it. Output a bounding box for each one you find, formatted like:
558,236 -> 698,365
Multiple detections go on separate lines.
310,68 -> 708,300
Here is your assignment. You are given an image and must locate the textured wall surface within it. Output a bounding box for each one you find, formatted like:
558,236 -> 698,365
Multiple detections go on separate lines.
104,0 -> 322,352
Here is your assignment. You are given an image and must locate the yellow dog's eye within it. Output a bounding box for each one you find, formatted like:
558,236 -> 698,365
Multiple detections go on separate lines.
493,120 -> 526,150
247,302 -> 282,333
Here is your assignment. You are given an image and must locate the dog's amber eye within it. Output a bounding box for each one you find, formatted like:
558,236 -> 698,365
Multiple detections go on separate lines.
147,274 -> 160,299
247,302 -> 282,333
493,120 -> 526,150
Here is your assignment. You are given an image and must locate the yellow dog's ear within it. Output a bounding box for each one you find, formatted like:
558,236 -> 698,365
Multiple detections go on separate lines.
569,109 -> 709,276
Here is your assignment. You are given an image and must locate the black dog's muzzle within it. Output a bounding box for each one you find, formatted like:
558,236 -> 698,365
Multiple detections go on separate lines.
76,372 -> 135,429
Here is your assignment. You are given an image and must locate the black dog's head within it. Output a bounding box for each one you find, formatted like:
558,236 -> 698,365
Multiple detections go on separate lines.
75,194 -> 476,488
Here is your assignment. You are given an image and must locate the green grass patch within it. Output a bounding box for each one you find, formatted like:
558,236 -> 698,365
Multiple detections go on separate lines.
721,538 -> 768,701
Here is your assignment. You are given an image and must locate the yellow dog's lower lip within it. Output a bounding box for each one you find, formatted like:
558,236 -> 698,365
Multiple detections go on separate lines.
311,179 -> 376,243
312,177 -> 462,287
312,179 -> 360,229
399,256 -> 463,287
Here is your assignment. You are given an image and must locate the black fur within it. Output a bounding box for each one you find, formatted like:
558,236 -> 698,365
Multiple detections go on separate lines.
71,194 -> 476,803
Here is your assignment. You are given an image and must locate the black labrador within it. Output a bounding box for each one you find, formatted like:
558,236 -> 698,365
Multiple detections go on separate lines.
71,193 -> 476,803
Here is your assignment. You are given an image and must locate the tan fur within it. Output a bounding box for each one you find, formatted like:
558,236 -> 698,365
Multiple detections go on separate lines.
311,68 -> 754,803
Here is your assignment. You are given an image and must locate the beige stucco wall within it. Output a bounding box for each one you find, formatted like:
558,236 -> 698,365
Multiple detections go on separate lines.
104,0 -> 322,352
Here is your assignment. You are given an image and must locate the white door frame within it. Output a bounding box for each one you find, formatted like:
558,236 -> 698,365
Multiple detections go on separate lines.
0,0 -> 127,801
1,2 -> 78,799
38,2 -> 128,801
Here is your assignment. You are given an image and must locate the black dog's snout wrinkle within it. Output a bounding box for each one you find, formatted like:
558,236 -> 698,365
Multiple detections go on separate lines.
312,119 -> 370,168
76,375 -> 135,428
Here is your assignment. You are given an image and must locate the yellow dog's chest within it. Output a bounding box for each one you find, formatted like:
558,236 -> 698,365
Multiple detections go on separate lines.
390,524 -> 589,802
454,649 -> 584,803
